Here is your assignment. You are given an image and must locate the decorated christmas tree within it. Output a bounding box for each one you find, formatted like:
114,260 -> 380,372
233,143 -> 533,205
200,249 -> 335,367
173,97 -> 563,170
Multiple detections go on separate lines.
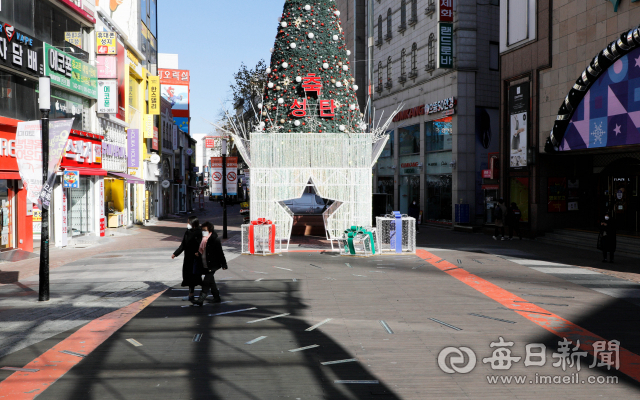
259,0 -> 363,133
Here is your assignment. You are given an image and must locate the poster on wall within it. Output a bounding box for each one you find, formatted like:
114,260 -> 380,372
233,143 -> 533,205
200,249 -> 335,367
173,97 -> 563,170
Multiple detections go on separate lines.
548,177 -> 567,213
509,83 -> 529,168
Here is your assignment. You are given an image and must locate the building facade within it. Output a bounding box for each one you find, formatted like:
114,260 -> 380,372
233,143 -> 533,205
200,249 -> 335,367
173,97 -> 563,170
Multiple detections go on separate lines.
368,0 -> 500,225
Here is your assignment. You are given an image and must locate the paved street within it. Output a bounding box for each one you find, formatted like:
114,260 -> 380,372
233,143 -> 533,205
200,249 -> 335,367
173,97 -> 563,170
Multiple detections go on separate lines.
1,201 -> 640,399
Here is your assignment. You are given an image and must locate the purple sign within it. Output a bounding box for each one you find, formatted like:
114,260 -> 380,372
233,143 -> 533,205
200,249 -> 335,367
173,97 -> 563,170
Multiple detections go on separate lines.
128,129 -> 139,168
103,143 -> 127,158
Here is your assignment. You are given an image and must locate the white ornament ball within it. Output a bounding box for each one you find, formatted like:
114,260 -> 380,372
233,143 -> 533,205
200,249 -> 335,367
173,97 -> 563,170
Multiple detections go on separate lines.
278,98 -> 284,104
290,43 -> 296,49
339,125 -> 345,131
270,48 -> 274,53
343,65 -> 348,71
334,11 -> 340,16
266,67 -> 271,74
304,4 -> 311,11
332,35 -> 339,41
280,119 -> 285,124
346,50 -> 351,56
296,76 -> 302,83
267,82 -> 274,88
258,103 -> 263,109
281,21 -> 287,28
352,85 -> 359,91
336,81 -> 342,87
282,62 -> 288,68
331,78 -> 336,83
349,104 -> 356,110
308,33 -> 315,39
259,121 -> 266,128
294,120 -> 301,126
323,63 -> 329,69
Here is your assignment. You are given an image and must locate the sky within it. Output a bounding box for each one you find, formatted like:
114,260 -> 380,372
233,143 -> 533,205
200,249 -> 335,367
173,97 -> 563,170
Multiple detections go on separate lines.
158,0 -> 284,136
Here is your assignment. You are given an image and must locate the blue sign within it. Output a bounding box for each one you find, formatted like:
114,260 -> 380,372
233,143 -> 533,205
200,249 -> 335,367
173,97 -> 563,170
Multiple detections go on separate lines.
63,170 -> 80,188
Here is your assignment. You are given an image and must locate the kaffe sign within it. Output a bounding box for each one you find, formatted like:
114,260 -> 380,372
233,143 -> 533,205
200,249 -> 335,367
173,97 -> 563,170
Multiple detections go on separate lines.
509,83 -> 529,168
97,80 -> 117,113
44,43 -> 97,99
0,20 -> 44,77
437,23 -> 453,69
15,118 -> 74,208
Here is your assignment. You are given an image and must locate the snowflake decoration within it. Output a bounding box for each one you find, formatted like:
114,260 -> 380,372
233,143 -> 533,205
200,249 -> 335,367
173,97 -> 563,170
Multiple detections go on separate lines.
334,100 -> 342,108
591,122 -> 605,144
281,77 -> 291,88
294,17 -> 303,28
342,78 -> 350,89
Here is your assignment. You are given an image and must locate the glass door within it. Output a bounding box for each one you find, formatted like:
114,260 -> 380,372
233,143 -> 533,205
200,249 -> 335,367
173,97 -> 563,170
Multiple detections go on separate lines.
68,177 -> 94,236
0,180 -> 15,250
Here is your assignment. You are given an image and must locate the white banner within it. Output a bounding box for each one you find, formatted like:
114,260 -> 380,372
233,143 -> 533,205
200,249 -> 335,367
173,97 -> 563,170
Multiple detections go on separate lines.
97,80 -> 118,113
14,121 -> 43,204
210,157 -> 223,196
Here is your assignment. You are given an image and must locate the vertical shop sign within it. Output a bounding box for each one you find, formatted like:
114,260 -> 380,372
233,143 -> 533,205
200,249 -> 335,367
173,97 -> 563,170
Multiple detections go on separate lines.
548,177 -> 567,213
128,129 -> 139,168
226,157 -> 238,195
438,0 -> 453,22
145,190 -> 150,220
437,23 -> 453,69
144,115 -> 154,138
148,76 -> 160,115
97,55 -> 117,78
96,31 -> 116,54
98,80 -> 117,113
210,157 -> 223,196
509,83 -> 529,168
172,125 -> 178,150
116,41 -> 126,121
98,179 -> 105,237
152,127 -> 159,150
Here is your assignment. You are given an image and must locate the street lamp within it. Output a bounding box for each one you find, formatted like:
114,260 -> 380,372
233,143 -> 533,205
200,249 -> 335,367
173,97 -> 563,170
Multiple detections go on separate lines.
221,137 -> 228,239
38,76 -> 51,302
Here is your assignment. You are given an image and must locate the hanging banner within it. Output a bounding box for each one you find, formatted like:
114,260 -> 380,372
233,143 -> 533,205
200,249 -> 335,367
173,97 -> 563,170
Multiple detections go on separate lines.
210,157 -> 223,196
148,76 -> 160,115
226,157 -> 238,195
97,80 -> 117,113
128,129 -> 139,168
15,118 -> 74,208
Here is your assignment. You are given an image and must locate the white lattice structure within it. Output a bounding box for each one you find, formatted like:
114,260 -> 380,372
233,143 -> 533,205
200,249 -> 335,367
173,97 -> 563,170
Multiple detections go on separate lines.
250,132 -> 372,242
375,215 -> 416,254
336,227 -> 377,257
241,224 -> 283,255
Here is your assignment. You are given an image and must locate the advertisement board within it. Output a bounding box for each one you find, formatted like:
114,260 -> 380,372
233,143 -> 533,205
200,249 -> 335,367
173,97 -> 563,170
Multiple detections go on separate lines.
98,80 -> 117,113
509,83 -> 529,168
210,157 -> 223,196
96,31 -> 116,54
226,157 -> 238,195
148,76 -> 160,115
63,170 -> 80,188
159,68 -> 190,132
0,20 -> 44,77
65,31 -> 82,47
97,55 -> 117,79
437,23 -> 453,69
44,43 -> 98,99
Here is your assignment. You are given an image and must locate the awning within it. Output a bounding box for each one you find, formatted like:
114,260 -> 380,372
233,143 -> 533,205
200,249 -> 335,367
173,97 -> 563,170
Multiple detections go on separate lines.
62,167 -> 108,176
0,171 -> 21,180
107,172 -> 145,184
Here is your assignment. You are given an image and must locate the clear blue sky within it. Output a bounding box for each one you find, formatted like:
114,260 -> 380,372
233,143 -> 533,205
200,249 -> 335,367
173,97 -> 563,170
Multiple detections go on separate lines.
158,1 -> 284,135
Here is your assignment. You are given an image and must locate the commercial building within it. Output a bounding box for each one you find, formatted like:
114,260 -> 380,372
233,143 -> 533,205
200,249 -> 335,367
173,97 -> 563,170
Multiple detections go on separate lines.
366,0 -> 500,225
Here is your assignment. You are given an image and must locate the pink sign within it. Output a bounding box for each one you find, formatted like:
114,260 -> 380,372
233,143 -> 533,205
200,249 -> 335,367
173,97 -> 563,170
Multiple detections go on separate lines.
97,55 -> 117,79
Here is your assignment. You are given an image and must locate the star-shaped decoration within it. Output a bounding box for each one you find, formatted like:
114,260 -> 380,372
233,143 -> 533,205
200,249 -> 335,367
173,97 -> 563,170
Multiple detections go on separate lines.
294,16 -> 303,28
342,79 -> 350,88
338,24 -> 343,34
613,123 -> 622,135
334,100 -> 342,108
281,77 -> 291,87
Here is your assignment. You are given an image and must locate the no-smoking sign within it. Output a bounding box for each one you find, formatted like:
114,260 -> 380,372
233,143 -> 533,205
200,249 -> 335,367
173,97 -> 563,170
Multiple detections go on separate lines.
227,172 -> 237,181
213,172 -> 222,181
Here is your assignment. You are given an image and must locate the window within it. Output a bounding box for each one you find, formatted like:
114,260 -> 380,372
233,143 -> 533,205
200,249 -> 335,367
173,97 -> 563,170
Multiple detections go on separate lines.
401,49 -> 406,76
425,117 -> 453,152
150,0 -> 157,37
386,8 -> 392,39
387,57 -> 392,82
1,0 -> 35,36
400,0 -> 407,27
490,42 -> 499,71
0,72 -> 38,122
411,43 -> 417,71
427,33 -> 436,70
410,0 -> 418,23
381,130 -> 394,158
399,124 -> 420,155
377,15 -> 383,44
501,0 -> 536,51
427,0 -> 436,15
378,61 -> 383,88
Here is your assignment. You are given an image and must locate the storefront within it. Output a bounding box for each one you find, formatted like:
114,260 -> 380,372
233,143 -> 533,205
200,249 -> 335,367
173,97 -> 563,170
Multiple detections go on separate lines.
425,117 -> 453,224
397,124 -> 420,215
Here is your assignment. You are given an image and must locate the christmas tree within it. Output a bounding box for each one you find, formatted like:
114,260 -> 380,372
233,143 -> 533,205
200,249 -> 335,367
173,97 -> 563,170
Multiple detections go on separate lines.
260,0 -> 362,134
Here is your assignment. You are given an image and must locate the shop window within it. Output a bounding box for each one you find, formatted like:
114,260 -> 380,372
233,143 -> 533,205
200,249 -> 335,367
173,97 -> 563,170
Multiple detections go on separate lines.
0,180 -> 16,249
0,73 -> 38,121
426,175 -> 452,223
411,43 -> 417,73
35,0 -> 53,44
150,0 -> 157,37
490,42 -> 499,71
380,130 -> 394,158
425,117 -> 453,152
398,124 -> 420,155
377,61 -> 383,89
400,0 -> 407,27
5,0 -> 35,36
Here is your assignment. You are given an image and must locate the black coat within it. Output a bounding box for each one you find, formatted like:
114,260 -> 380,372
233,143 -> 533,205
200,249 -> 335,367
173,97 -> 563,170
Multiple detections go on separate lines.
599,221 -> 617,252
200,231 -> 228,274
408,203 -> 420,220
174,228 -> 203,287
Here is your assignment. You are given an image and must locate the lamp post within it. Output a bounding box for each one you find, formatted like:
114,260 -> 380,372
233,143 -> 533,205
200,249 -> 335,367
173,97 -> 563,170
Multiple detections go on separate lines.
221,137 -> 228,239
38,76 -> 51,302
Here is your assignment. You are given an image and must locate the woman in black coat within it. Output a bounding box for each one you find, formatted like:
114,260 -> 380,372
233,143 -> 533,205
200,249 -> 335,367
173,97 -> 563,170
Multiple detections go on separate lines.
171,216 -> 203,302
194,222 -> 228,305
599,213 -> 617,263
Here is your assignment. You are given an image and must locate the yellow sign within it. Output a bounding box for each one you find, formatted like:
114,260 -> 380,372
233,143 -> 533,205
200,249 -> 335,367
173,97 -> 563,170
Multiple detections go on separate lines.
145,190 -> 150,220
148,76 -> 160,115
96,32 -> 116,55
126,49 -> 139,66
144,114 -> 154,138
65,32 -> 82,47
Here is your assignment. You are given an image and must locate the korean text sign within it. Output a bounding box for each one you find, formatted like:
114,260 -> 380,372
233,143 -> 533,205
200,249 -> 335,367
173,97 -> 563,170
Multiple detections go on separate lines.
438,23 -> 453,69
438,0 -> 453,22
44,43 -> 98,99
0,20 -> 44,77
98,80 -> 117,113
128,129 -> 139,168
96,31 -> 116,54
148,76 -> 160,115
97,55 -> 117,79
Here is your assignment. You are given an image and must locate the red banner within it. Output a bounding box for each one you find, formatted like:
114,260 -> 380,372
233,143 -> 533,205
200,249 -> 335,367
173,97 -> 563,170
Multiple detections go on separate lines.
438,0 -> 453,22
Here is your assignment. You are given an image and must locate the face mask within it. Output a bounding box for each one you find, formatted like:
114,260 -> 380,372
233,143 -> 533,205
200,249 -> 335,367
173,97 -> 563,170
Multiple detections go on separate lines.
203,231 -> 210,237
187,224 -> 192,229
605,216 -> 609,220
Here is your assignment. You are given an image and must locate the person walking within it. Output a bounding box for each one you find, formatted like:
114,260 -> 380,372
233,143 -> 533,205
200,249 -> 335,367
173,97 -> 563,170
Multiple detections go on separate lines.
194,222 -> 228,305
598,213 -> 617,263
492,199 -> 507,240
408,200 -> 420,233
507,202 -> 522,240
171,216 -> 203,303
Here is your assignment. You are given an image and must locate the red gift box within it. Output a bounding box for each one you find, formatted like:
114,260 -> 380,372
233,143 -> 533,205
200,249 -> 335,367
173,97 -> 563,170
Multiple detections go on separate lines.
249,218 -> 276,254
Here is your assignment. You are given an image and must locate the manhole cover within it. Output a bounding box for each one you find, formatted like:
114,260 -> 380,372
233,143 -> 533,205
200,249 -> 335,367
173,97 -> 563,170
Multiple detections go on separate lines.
94,255 -> 124,258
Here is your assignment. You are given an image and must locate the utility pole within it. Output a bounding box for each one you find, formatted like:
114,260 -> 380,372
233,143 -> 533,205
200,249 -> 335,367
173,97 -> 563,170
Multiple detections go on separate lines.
367,0 -> 374,129
222,137 -> 228,239
38,77 -> 51,302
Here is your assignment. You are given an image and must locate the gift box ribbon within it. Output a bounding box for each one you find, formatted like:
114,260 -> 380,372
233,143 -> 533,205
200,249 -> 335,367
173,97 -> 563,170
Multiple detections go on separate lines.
249,218 -> 276,254
343,226 -> 375,255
